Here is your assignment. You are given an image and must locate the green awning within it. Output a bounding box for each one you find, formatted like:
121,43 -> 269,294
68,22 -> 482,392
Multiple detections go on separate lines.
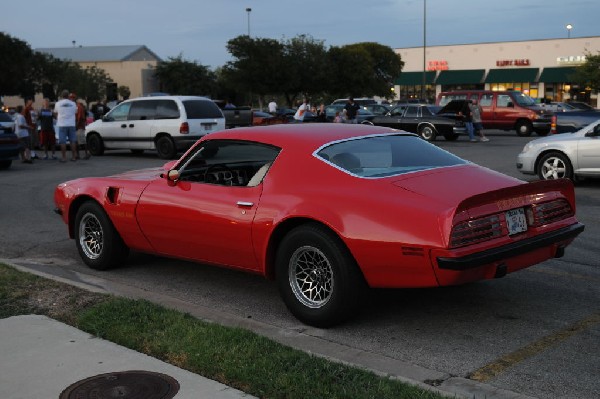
435,69 -> 485,85
485,68 -> 539,83
538,67 -> 578,83
395,71 -> 436,85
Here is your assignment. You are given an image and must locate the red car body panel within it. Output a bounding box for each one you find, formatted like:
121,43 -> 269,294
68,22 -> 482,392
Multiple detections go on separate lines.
54,124 -> 583,289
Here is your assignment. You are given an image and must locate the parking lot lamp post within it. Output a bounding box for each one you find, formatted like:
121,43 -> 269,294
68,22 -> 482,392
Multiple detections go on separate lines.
421,0 -> 426,101
566,24 -> 572,38
246,8 -> 252,37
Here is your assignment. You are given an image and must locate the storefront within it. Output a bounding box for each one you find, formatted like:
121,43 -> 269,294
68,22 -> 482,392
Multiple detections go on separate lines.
394,37 -> 600,107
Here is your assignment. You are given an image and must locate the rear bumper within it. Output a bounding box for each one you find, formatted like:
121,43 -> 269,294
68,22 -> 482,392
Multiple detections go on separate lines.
436,223 -> 584,271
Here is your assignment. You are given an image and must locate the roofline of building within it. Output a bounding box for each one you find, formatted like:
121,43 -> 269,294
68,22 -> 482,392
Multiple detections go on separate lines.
395,35 -> 600,51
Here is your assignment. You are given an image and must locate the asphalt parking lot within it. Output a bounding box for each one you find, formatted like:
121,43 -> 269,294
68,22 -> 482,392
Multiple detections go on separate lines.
1,129 -> 598,399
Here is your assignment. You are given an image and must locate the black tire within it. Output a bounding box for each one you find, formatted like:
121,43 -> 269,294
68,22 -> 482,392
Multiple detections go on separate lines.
537,152 -> 573,180
276,223 -> 364,327
443,133 -> 459,141
74,201 -> 129,270
0,160 -> 12,169
156,135 -> 177,159
87,133 -> 104,156
418,125 -> 436,141
515,121 -> 533,137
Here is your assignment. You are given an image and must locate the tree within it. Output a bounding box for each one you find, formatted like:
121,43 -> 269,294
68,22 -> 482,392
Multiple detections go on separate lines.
153,55 -> 217,96
0,33 -> 36,97
223,36 -> 286,107
573,52 -> 600,92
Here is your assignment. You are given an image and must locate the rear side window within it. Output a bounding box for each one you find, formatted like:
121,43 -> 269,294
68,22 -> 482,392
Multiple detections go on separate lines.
317,134 -> 467,177
480,94 -> 493,107
405,106 -> 419,117
129,101 -> 157,120
439,94 -> 467,106
155,100 -> 179,119
497,95 -> 512,107
183,100 -> 223,119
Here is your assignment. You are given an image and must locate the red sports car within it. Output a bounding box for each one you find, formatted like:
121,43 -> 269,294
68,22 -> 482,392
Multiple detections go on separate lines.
54,124 -> 584,327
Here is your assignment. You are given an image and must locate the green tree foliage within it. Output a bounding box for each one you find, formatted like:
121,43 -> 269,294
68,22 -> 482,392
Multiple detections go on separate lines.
153,55 -> 217,96
223,36 -> 286,107
0,33 -> 35,97
573,52 -> 600,92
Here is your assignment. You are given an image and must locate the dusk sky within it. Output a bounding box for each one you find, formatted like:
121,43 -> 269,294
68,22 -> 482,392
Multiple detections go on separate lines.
5,0 -> 599,68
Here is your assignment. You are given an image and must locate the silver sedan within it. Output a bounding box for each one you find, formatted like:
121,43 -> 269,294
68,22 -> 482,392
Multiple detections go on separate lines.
517,119 -> 600,180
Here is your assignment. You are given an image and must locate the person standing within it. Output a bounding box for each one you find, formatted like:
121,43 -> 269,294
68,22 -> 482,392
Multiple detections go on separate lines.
38,98 -> 57,160
293,98 -> 308,122
23,98 -> 39,159
72,93 -> 91,159
15,105 -> 33,163
460,100 -> 476,142
91,100 -> 109,121
268,98 -> 277,115
343,98 -> 360,124
469,100 -> 489,142
54,90 -> 78,162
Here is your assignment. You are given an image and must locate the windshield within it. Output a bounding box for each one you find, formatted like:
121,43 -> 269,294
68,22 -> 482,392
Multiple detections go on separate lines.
513,92 -> 537,106
316,134 -> 467,178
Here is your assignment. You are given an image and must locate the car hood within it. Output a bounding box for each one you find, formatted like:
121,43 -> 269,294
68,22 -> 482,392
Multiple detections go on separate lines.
108,166 -> 166,181
391,164 -> 524,206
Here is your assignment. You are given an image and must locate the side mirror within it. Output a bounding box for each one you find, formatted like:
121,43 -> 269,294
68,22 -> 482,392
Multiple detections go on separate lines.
166,169 -> 180,182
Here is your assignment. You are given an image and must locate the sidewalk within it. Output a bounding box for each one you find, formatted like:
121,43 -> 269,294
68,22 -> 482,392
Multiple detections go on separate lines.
0,315 -> 256,399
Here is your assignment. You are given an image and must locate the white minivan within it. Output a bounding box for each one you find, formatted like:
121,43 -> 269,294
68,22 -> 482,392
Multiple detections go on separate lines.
85,96 -> 225,159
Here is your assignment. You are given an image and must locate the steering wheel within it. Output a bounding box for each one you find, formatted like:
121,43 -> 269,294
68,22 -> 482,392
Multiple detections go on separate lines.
204,164 -> 236,185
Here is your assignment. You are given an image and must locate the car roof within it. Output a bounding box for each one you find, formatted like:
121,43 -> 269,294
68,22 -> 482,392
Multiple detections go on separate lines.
123,95 -> 213,102
203,123 -> 400,151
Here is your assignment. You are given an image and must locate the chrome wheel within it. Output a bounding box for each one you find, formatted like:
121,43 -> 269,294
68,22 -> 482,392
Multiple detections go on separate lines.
538,152 -> 572,180
79,212 -> 104,259
419,125 -> 436,141
288,246 -> 334,309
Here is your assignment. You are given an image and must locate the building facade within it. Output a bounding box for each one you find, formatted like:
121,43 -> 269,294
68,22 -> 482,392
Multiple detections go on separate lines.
394,36 -> 600,107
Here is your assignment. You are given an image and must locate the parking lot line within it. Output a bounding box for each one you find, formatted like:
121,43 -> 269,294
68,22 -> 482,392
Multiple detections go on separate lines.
469,313 -> 600,382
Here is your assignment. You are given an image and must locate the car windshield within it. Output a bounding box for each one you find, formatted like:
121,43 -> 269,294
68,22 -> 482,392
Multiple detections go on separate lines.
0,112 -> 15,122
512,92 -> 537,106
316,134 -> 468,177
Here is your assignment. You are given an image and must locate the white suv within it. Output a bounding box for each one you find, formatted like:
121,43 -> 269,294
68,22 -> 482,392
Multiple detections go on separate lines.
85,96 -> 225,159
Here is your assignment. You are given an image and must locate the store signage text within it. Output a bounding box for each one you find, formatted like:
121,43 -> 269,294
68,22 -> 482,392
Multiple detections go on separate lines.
556,55 -> 586,65
427,60 -> 448,71
496,59 -> 530,67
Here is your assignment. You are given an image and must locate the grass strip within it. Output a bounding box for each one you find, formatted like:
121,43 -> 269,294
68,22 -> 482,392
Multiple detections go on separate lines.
0,264 -> 450,399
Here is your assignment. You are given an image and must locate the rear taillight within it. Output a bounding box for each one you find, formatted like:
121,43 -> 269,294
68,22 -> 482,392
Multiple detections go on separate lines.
180,122 -> 189,134
527,199 -> 573,227
550,115 -> 557,134
450,199 -> 573,248
450,215 -> 503,248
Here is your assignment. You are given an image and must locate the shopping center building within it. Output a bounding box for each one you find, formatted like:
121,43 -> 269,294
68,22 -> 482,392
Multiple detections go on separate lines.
393,36 -> 600,107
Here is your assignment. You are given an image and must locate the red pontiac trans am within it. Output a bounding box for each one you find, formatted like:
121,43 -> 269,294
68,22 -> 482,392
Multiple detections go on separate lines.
54,124 -> 584,327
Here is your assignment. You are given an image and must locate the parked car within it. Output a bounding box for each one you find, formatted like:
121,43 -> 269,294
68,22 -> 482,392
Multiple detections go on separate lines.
517,118 -> 600,180
437,90 -> 553,136
324,104 -> 375,123
370,103 -> 467,141
363,104 -> 391,115
331,97 -> 377,106
541,102 -> 577,113
0,111 -> 20,169
213,100 -> 253,129
550,109 -> 600,134
85,96 -> 225,159
252,111 -> 288,126
54,124 -> 584,327
567,101 -> 595,111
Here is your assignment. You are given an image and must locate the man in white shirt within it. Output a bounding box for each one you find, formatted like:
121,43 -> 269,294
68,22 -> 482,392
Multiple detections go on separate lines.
268,99 -> 277,115
54,90 -> 78,162
293,98 -> 308,122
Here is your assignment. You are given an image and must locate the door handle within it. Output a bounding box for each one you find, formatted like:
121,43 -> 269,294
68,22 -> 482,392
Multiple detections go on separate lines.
236,201 -> 254,207
129,124 -> 134,128
120,124 -> 127,128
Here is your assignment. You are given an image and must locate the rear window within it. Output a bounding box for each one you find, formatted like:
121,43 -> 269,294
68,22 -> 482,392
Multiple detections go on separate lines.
317,134 -> 467,177
183,100 -> 223,119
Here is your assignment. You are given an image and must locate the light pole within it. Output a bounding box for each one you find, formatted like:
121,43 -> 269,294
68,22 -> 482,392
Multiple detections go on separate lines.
421,0 -> 426,100
246,8 -> 252,37
566,24 -> 573,39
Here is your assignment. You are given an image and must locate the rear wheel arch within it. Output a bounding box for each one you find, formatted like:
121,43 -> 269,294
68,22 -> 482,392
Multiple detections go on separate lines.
154,133 -> 177,159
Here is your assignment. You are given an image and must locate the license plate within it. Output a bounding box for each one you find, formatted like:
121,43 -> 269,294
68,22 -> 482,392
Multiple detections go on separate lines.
506,208 -> 527,235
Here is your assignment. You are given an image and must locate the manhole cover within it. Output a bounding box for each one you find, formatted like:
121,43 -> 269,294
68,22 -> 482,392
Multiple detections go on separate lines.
59,370 -> 180,399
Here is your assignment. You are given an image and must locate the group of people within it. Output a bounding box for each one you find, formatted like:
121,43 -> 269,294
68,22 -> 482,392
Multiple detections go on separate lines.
10,90 -> 110,164
292,97 -> 361,124
460,100 -> 489,142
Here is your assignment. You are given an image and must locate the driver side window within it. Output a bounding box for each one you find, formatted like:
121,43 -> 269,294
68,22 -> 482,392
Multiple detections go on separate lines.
177,140 -> 280,187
